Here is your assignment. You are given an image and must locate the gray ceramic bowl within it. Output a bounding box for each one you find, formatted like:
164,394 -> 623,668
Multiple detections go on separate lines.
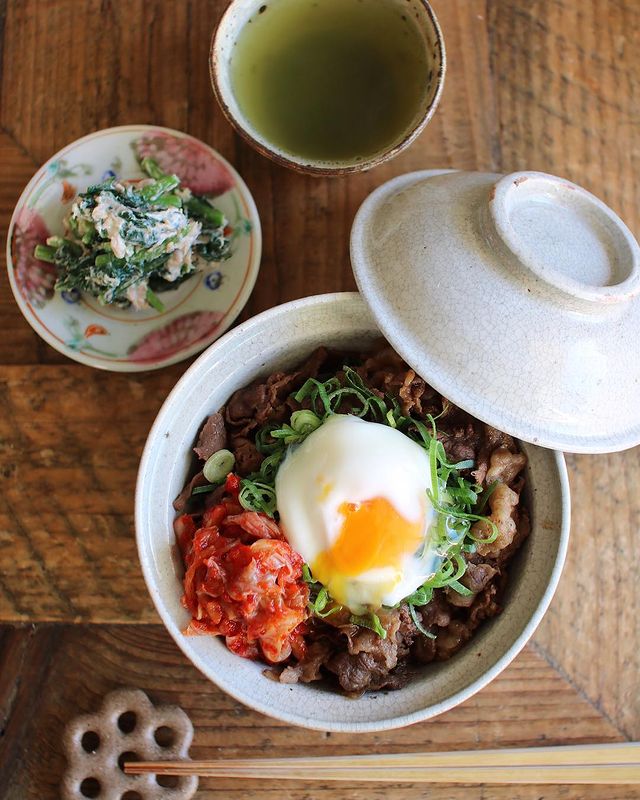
135,292 -> 570,732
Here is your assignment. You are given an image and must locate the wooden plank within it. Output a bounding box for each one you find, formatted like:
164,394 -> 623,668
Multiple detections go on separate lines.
0,365 -> 176,622
0,625 -> 631,800
535,451 -> 640,741
0,131 -> 54,364
487,0 -> 640,741
488,0 -> 640,231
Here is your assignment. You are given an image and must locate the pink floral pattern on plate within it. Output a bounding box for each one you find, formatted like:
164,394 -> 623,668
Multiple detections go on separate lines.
128,310 -> 224,363
133,132 -> 235,196
12,208 -> 56,308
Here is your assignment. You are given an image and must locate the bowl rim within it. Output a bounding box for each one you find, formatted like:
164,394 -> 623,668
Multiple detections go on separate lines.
209,0 -> 446,176
135,291 -> 571,731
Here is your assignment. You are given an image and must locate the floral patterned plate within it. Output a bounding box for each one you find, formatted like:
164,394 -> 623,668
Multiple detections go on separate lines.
6,125 -> 261,371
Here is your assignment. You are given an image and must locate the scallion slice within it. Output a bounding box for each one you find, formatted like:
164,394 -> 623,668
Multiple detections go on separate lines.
203,449 -> 235,484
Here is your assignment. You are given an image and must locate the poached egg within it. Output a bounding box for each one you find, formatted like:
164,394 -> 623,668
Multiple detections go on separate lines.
275,414 -> 440,612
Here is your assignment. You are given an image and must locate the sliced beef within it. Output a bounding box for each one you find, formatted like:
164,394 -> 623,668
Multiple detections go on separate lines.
420,593 -> 452,629
358,345 -> 440,418
468,583 -> 501,626
173,470 -> 208,512
225,381 -> 270,431
462,562 -> 498,592
232,436 -> 263,474
325,610 -> 404,694
397,369 -> 429,416
473,482 -> 520,558
193,411 -> 227,461
435,619 -> 474,660
278,640 -> 333,684
225,347 -> 332,435
282,606 -> 417,694
445,562 -> 498,608
440,423 -> 481,464
412,633 -> 437,663
485,446 -> 527,486
472,424 -> 517,485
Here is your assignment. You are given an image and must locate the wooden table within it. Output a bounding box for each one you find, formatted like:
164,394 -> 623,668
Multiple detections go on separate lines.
1,1 -> 639,797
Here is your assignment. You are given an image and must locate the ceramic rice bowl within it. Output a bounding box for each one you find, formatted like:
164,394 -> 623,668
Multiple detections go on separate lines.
135,292 -> 570,732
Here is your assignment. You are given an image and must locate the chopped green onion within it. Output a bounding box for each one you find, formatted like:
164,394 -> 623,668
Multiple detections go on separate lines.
451,459 -> 475,471
239,478 -> 277,517
403,585 -> 434,607
315,586 -> 330,612
254,425 -> 281,455
448,579 -> 474,597
203,449 -> 235,484
290,409 -> 322,435
315,604 -> 342,618
349,612 -> 387,639
476,480 -> 499,514
191,484 -> 217,496
408,603 -> 436,639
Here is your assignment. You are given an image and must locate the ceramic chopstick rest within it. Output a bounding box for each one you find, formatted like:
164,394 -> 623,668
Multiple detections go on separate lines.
61,687 -> 198,800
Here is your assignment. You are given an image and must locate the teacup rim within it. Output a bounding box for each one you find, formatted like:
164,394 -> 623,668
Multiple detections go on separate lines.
209,0 -> 446,176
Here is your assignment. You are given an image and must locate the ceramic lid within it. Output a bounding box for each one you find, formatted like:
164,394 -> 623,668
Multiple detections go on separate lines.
350,169 -> 640,453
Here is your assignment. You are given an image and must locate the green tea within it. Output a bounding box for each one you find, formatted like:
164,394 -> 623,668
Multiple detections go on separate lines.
229,0 -> 430,163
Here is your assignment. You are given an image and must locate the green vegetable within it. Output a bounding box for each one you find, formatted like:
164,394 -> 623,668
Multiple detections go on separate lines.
239,479 -> 277,517
408,603 -> 435,639
290,409 -> 322,434
34,244 -> 56,263
203,449 -> 235,484
32,157 -> 234,310
186,195 -> 226,227
145,288 -> 165,313
349,612 -> 387,639
191,484 -> 218,496
310,586 -> 342,618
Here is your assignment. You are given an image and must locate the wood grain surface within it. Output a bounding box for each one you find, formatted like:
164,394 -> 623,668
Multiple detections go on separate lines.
0,626 -> 631,800
0,0 -> 639,797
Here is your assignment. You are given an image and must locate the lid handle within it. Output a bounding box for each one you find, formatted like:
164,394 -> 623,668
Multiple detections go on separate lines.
489,171 -> 640,305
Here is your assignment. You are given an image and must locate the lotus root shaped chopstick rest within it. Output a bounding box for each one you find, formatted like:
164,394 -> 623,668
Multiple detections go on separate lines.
61,687 -> 198,800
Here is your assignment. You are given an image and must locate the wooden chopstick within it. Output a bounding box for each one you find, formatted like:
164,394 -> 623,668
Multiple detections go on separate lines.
125,742 -> 640,784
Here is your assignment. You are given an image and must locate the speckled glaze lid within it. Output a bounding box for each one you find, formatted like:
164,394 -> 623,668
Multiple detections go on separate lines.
350,169 -> 640,453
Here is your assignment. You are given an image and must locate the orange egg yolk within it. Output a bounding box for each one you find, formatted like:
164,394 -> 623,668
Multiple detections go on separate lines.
315,497 -> 424,578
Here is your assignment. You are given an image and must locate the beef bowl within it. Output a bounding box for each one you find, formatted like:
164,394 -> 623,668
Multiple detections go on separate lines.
135,292 -> 569,732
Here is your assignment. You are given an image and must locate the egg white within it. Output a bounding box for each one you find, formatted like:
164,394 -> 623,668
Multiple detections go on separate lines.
275,414 -> 440,611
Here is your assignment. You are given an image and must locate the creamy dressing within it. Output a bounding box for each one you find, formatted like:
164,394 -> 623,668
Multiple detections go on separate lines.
62,172 -> 230,310
164,220 -> 202,280
87,192 -> 200,273
90,195 -> 131,258
126,282 -> 150,310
